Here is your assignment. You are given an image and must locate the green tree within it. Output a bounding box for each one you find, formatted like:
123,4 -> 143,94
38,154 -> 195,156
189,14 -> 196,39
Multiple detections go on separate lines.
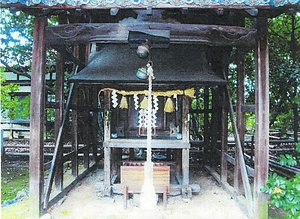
268,13 -> 300,137
0,9 -> 60,138
0,9 -> 34,78
0,8 -> 59,76
0,69 -> 30,120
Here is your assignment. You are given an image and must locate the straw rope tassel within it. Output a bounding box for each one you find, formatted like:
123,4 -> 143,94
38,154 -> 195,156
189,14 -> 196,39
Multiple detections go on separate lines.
120,96 -> 128,109
164,97 -> 175,112
140,96 -> 148,109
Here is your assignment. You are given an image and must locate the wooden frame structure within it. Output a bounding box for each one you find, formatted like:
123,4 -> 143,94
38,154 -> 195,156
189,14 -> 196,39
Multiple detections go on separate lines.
1,1 -> 299,218
67,43 -> 226,198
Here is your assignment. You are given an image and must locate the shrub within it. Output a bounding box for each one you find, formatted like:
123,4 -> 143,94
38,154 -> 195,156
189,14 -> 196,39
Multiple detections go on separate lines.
261,143 -> 300,219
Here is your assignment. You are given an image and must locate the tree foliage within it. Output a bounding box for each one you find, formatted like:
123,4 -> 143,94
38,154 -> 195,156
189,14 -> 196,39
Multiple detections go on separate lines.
0,8 -> 59,77
268,13 -> 300,133
0,9 -> 34,78
228,14 -> 300,135
262,143 -> 300,219
0,68 -> 30,120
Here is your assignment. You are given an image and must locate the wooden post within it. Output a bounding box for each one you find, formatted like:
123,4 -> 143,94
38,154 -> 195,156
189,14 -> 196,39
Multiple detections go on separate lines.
182,95 -> 190,187
254,17 -> 269,219
210,89 -> 218,168
104,90 -> 112,194
54,15 -> 66,189
91,85 -> 99,162
84,89 -> 90,169
29,16 -> 46,217
71,46 -> 81,176
104,146 -> 111,194
182,148 -> 189,186
220,85 -> 228,184
54,46 -> 65,190
71,85 -> 79,177
182,95 -> 190,143
235,48 -> 245,194
203,87 -> 210,164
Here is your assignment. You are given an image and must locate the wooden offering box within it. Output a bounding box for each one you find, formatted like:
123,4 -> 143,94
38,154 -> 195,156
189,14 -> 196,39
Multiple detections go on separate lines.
121,164 -> 170,208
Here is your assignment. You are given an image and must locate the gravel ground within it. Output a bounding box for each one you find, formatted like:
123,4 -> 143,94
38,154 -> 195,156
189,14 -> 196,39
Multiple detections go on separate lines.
48,168 -> 249,219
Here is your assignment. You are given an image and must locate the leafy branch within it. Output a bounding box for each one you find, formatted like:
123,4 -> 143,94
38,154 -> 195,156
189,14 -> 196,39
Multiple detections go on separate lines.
261,143 -> 300,219
0,60 -> 31,79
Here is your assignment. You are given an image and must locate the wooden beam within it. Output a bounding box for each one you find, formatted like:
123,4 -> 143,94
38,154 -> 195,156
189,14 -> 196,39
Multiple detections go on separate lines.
182,148 -> 189,187
253,17 -> 269,219
210,87 -> 220,168
46,163 -> 97,209
0,4 -> 293,13
104,139 -> 190,148
225,77 -> 253,217
29,15 -> 46,217
71,85 -> 79,177
91,85 -> 100,162
104,90 -> 112,195
203,87 -> 210,164
235,48 -> 245,195
182,95 -> 190,143
43,66 -> 78,208
45,23 -> 257,46
220,85 -> 228,184
54,46 -> 65,190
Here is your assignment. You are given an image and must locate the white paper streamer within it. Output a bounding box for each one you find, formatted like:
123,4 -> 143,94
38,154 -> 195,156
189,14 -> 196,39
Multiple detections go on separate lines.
134,94 -> 139,110
138,109 -> 147,128
112,90 -> 118,108
152,109 -> 157,128
153,95 -> 158,113
173,94 -> 178,111
152,95 -> 158,128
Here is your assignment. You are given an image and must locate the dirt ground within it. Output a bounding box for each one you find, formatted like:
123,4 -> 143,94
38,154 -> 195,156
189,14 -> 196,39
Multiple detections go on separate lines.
47,168 -> 249,219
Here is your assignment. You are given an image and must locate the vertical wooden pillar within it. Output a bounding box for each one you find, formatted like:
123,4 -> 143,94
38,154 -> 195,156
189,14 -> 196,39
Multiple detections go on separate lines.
182,95 -> 190,186
71,85 -> 79,177
254,17 -> 269,219
54,49 -> 65,137
54,14 -> 66,189
54,47 -> 65,190
182,148 -> 189,186
104,90 -> 112,194
210,89 -> 218,167
91,85 -> 99,162
29,16 -> 46,217
71,46 -> 81,176
220,85 -> 228,184
182,95 -> 190,143
83,87 -> 90,169
235,48 -> 245,194
203,87 -> 210,164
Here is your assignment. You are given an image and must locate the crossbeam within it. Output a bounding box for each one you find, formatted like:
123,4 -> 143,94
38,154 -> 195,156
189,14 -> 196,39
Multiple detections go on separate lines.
45,23 -> 256,46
